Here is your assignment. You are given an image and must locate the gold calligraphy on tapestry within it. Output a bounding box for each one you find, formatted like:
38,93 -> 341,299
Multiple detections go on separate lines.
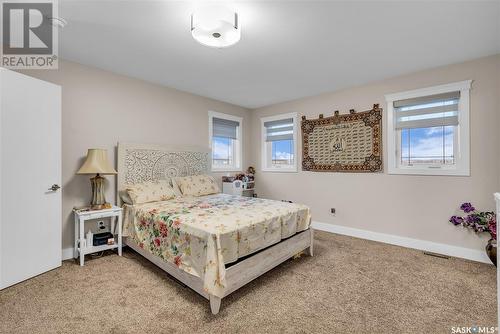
301,104 -> 383,172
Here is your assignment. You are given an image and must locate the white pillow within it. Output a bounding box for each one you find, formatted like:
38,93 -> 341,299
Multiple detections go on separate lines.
173,174 -> 220,197
119,190 -> 133,205
125,180 -> 176,204
170,178 -> 183,197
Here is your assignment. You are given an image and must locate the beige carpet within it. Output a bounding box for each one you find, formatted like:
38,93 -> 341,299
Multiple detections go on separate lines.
0,231 -> 497,334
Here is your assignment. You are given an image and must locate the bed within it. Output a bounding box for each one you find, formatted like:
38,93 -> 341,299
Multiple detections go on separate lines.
117,142 -> 313,314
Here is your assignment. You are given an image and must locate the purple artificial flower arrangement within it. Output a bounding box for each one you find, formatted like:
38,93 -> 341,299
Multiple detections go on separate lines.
449,202 -> 496,240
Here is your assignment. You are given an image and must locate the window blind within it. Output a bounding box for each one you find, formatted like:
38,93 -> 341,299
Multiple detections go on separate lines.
264,118 -> 294,142
213,117 -> 239,139
394,91 -> 460,129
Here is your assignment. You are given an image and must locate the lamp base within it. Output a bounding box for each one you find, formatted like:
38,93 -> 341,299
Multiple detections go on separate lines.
90,174 -> 109,208
90,203 -> 112,210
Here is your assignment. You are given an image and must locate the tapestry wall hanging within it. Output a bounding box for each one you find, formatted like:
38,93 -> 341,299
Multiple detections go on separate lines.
301,104 -> 383,172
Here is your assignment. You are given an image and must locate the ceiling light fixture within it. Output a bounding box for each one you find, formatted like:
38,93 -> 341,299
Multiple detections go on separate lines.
191,6 -> 240,48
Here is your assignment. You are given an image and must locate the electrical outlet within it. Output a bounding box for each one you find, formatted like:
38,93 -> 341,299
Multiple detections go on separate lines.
97,221 -> 106,231
330,208 -> 336,216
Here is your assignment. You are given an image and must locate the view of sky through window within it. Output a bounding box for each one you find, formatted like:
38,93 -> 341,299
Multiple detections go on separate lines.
400,126 -> 454,165
272,140 -> 294,165
212,136 -> 234,166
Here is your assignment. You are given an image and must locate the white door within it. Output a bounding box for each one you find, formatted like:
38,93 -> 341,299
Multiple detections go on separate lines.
0,68 -> 62,289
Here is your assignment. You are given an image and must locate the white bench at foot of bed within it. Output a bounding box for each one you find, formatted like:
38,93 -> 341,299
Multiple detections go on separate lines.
125,228 -> 314,315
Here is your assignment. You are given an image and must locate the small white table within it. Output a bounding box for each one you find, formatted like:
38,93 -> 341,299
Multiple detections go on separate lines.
73,206 -> 122,266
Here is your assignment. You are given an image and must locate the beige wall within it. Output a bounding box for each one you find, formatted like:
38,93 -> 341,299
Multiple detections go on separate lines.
20,55 -> 500,253
250,55 -> 500,252
21,61 -> 251,250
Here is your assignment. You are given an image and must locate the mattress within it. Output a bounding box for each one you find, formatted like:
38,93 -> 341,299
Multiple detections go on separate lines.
123,193 -> 311,297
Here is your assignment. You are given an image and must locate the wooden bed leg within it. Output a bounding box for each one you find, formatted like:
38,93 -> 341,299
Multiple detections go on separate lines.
209,295 -> 221,315
307,228 -> 314,257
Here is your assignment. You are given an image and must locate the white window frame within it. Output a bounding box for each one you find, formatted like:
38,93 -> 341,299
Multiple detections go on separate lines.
208,110 -> 243,172
261,112 -> 298,173
385,80 -> 471,176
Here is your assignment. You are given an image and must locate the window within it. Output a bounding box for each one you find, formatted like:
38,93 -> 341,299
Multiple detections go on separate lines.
385,81 -> 471,175
208,111 -> 242,171
261,113 -> 298,172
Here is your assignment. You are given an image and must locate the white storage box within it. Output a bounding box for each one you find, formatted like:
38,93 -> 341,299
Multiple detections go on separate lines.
222,180 -> 255,197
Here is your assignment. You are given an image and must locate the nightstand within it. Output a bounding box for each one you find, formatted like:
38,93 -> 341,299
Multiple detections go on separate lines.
73,206 -> 122,266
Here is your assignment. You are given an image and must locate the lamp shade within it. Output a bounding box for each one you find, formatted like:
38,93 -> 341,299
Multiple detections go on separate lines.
76,149 -> 117,175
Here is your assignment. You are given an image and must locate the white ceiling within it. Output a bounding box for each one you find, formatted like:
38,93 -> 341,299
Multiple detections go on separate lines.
59,1 -> 500,109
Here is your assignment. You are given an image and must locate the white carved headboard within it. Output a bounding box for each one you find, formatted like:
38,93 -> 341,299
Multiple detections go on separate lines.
117,142 -> 211,205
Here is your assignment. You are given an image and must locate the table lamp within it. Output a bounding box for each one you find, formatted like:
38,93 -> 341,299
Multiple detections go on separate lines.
77,148 -> 117,210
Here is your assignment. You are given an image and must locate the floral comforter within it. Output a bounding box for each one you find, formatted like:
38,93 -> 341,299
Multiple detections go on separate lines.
123,193 -> 311,297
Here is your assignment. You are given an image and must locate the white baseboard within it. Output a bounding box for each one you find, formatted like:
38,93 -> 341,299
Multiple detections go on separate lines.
62,247 -> 74,261
61,223 -> 491,264
312,221 -> 491,264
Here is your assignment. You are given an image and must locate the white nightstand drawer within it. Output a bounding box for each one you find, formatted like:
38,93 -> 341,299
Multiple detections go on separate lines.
84,211 -> 120,220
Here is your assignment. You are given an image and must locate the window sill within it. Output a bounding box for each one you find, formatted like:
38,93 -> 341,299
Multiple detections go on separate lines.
388,166 -> 470,176
212,168 -> 243,173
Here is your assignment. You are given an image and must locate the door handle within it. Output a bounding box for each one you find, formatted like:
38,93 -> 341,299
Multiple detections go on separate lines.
48,184 -> 60,191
